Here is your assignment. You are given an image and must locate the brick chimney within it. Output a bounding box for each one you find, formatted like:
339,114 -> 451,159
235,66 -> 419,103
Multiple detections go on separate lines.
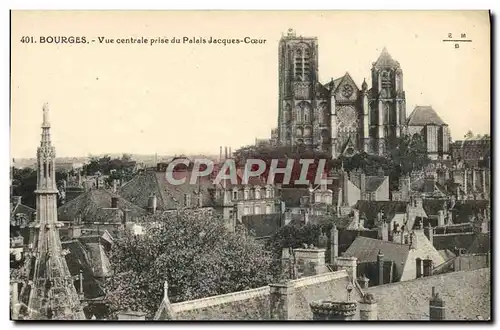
429,287 -> 445,320
111,197 -> 118,208
294,248 -> 327,277
270,282 -> 295,320
342,171 -> 349,206
359,293 -> 378,320
219,146 -> 222,161
336,256 -> 357,282
377,250 -> 384,285
360,173 -> 366,200
437,210 -> 445,227
378,220 -> 388,241
330,225 -> 338,266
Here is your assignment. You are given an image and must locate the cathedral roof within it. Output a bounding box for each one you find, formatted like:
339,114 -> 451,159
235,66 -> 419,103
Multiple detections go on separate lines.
325,72 -> 359,94
373,47 -> 400,68
407,106 -> 447,126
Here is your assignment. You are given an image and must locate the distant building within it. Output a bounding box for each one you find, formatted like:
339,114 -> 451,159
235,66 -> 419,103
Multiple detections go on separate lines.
407,106 -> 450,160
451,137 -> 490,168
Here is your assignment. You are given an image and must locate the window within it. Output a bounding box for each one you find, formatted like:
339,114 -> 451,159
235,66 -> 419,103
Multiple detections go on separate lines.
243,206 -> 250,215
244,189 -> 249,200
266,204 -> 272,214
255,188 -> 261,199
184,194 -> 191,207
265,188 -> 271,198
254,205 -> 261,215
233,190 -> 238,200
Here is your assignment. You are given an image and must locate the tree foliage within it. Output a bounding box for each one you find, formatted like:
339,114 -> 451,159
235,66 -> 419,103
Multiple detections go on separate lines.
104,210 -> 281,319
82,155 -> 136,185
11,167 -> 66,208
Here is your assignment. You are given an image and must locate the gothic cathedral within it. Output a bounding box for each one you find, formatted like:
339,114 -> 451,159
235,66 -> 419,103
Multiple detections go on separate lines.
277,29 -> 407,158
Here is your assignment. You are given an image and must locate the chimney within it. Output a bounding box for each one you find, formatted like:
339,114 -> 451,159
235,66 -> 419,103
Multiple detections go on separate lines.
437,210 -> 445,227
329,225 -> 339,266
148,194 -> 157,214
422,259 -> 433,277
229,147 -> 232,158
336,256 -> 357,282
269,282 -> 295,320
359,293 -> 378,320
219,146 -> 223,161
294,248 -> 327,276
416,258 -> 422,278
378,221 -> 388,241
429,287 -> 446,320
284,211 -> 291,225
357,275 -> 369,289
225,147 -> 228,159
117,311 -> 147,321
353,209 -> 360,229
111,197 -> 118,208
122,209 -> 129,224
112,179 -> 118,193
377,250 -> 384,285
310,300 -> 358,320
360,173 -> 366,200
79,269 -> 84,296
424,224 -> 434,245
77,171 -> 82,186
342,171 -> 349,206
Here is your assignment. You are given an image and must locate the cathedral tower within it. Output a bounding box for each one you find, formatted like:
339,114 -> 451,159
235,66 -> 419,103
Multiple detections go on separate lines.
277,29 -> 330,152
369,47 -> 406,155
18,104 -> 85,320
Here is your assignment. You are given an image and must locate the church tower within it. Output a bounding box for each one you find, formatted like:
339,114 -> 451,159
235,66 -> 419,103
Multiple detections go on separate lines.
369,47 -> 406,155
19,104 -> 85,320
277,29 -> 331,152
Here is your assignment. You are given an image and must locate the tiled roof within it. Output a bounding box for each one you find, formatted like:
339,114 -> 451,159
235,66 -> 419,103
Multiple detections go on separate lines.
450,200 -> 489,224
407,106 -> 446,126
61,239 -> 106,299
343,236 -> 411,280
119,170 -> 214,210
351,176 -> 386,192
242,213 -> 282,238
366,268 -> 491,320
354,201 -> 407,228
433,233 -> 476,253
422,199 -> 448,217
373,47 -> 400,68
57,189 -> 147,222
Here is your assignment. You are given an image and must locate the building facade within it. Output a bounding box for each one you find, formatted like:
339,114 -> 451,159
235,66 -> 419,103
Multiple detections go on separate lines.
276,29 -> 407,157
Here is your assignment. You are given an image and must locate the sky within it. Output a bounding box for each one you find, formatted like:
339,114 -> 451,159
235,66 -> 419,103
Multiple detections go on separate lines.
11,10 -> 490,158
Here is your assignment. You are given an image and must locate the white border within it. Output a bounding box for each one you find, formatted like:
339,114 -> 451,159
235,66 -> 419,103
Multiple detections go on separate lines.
3,1 -> 498,329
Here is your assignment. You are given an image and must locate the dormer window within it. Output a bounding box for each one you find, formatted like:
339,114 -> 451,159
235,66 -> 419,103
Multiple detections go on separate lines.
255,187 -> 261,199
244,189 -> 249,200
232,189 -> 238,200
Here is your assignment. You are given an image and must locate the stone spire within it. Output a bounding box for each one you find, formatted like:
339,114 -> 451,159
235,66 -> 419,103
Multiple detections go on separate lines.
18,104 -> 85,320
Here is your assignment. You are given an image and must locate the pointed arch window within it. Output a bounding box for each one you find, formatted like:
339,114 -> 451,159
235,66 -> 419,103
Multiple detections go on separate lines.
294,46 -> 311,81
43,163 -> 47,178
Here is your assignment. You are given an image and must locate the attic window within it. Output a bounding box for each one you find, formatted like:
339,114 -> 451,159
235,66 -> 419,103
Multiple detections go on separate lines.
233,190 -> 238,200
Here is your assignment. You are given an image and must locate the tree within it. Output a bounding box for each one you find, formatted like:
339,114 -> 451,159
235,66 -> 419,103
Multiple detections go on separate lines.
11,167 -> 66,208
104,210 -> 281,319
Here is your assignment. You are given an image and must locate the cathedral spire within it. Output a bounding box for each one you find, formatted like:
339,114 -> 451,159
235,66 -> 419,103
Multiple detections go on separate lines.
16,104 -> 85,320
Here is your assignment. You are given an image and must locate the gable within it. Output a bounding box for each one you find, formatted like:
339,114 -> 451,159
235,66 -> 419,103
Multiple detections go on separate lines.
333,73 -> 360,102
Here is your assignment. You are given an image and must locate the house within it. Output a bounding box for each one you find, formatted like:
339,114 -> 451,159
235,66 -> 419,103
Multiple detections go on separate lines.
57,189 -> 148,239
343,229 -> 445,284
